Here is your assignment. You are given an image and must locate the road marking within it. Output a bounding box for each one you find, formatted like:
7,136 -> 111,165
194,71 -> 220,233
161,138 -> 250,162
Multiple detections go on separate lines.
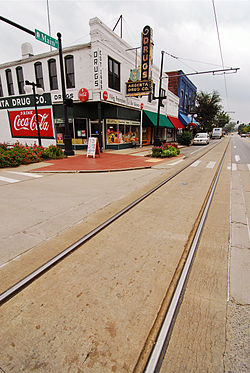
190,148 -> 203,155
248,164 -> 250,171
206,161 -> 216,169
233,146 -> 236,149
235,155 -> 240,162
232,163 -> 237,171
7,171 -> 42,178
191,160 -> 201,167
168,159 -> 184,165
0,176 -> 20,183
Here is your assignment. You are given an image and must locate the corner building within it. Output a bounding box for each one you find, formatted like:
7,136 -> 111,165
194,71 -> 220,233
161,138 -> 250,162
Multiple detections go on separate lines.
0,17 -> 180,150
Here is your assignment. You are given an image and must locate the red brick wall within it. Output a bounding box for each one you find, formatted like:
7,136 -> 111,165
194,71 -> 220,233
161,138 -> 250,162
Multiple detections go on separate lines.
166,71 -> 179,95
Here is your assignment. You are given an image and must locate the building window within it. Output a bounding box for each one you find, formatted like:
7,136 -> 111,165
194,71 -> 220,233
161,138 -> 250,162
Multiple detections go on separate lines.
65,55 -> 75,88
160,88 -> 166,107
148,83 -> 156,102
108,56 -> 120,91
6,69 -> 14,96
180,89 -> 184,108
34,62 -> 44,89
0,76 -> 3,97
185,93 -> 188,110
48,59 -> 58,90
16,66 -> 25,94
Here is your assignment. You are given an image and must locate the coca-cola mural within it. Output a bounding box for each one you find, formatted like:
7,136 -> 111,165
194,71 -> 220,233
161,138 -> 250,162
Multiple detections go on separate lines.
8,108 -> 55,138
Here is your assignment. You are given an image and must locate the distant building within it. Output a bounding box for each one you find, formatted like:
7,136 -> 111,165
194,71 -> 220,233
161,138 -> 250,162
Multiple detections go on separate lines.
0,17 -> 181,149
166,70 -> 197,128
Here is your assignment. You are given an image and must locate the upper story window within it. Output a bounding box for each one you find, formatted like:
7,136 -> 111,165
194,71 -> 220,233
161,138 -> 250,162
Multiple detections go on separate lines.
16,66 -> 25,94
180,89 -> 184,108
34,62 -> 44,89
185,93 -> 188,110
65,55 -> 75,88
148,83 -> 155,103
108,56 -> 120,91
5,69 -> 14,96
48,58 -> 58,90
0,76 -> 3,97
160,88 -> 166,107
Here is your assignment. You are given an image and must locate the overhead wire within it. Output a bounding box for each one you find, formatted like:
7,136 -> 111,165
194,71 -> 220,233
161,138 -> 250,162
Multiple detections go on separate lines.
212,0 -> 229,108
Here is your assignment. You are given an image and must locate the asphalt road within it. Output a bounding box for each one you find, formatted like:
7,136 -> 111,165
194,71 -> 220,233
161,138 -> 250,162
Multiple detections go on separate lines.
231,133 -> 250,164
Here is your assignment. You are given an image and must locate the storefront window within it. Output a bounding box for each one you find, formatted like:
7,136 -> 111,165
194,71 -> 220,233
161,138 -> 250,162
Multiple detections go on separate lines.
106,120 -> 140,145
73,118 -> 88,145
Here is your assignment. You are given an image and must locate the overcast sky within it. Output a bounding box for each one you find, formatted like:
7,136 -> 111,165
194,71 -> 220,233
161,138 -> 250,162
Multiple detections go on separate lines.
0,0 -> 249,124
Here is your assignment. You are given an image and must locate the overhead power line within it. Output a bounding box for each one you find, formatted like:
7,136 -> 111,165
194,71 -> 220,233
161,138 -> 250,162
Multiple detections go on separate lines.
212,0 -> 229,108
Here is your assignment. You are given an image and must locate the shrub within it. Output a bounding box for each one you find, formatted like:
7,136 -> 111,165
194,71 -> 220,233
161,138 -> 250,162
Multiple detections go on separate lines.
177,131 -> 193,146
0,142 -> 65,168
42,145 -> 64,159
151,143 -> 180,158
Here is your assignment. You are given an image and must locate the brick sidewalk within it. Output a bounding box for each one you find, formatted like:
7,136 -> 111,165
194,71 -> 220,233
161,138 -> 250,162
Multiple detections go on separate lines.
32,152 -> 164,172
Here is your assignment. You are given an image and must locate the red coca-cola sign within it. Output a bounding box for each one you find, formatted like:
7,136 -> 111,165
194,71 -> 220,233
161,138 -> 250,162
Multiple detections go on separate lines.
78,88 -> 89,102
8,108 -> 54,138
103,91 -> 108,101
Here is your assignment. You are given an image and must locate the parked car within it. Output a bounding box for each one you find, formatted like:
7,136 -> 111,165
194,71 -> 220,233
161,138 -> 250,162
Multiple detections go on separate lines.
193,133 -> 210,145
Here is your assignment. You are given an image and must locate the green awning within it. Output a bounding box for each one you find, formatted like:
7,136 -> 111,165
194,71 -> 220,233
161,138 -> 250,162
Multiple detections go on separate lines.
144,110 -> 174,129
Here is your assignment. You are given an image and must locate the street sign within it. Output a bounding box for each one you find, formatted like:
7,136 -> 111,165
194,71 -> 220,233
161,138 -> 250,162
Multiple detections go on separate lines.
35,29 -> 58,49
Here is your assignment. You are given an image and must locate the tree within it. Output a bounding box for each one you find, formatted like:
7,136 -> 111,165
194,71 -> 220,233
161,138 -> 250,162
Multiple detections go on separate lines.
224,121 -> 236,134
195,91 -> 223,133
214,110 -> 230,128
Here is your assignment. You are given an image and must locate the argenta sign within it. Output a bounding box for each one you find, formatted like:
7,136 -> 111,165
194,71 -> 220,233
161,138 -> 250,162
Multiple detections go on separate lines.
126,25 -> 153,97
0,93 -> 51,110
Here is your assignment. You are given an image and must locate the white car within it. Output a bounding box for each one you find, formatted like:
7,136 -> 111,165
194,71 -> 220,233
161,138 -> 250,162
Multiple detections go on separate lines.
193,133 -> 210,145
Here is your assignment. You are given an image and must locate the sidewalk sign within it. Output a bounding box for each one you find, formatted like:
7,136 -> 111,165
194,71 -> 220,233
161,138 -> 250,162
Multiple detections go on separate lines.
86,137 -> 100,158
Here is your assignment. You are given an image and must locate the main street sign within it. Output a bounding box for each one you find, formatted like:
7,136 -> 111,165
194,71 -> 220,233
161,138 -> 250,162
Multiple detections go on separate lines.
35,29 -> 58,49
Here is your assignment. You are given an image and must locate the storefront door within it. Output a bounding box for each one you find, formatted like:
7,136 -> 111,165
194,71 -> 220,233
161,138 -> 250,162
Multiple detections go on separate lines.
89,120 -> 105,150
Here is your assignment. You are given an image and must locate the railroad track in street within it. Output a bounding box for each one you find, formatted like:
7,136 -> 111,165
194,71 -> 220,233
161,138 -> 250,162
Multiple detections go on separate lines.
0,138 -> 230,372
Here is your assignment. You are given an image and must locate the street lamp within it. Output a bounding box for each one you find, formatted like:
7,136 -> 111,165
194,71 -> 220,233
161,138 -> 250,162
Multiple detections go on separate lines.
24,80 -> 43,146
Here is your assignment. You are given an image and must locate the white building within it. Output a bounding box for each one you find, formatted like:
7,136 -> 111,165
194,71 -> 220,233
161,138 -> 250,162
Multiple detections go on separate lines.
0,17 -> 181,150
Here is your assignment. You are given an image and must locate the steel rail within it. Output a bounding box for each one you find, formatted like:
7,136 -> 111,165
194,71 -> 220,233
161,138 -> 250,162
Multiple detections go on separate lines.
0,140 -> 225,305
142,140 -> 229,373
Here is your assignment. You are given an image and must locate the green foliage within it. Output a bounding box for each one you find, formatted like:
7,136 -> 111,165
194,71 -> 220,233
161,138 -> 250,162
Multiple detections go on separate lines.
0,142 -> 65,168
177,131 -> 193,146
42,145 -> 64,159
224,121 -> 236,134
195,91 -> 223,132
240,125 -> 250,134
151,143 -> 180,158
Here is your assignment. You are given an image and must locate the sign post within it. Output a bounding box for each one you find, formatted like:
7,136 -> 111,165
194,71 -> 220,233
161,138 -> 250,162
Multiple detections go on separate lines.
35,29 -> 58,49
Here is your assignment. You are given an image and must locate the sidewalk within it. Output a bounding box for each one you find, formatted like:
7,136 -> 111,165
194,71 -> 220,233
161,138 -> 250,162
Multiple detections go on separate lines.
30,146 -> 171,173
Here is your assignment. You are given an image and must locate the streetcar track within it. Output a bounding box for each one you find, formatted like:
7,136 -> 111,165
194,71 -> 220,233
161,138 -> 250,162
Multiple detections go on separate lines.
134,139 -> 230,372
0,140 -> 227,306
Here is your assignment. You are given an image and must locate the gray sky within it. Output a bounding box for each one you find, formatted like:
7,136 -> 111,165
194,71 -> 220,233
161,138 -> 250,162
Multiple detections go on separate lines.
0,0 -> 249,124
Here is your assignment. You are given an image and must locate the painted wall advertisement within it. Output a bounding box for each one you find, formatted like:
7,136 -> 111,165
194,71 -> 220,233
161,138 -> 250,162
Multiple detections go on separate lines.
8,107 -> 55,138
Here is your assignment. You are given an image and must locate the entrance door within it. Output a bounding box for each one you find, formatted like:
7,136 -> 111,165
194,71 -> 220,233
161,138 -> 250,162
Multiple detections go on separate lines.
89,120 -> 99,138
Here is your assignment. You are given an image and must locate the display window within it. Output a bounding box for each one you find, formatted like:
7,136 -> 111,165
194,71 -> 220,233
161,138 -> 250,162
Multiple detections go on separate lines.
106,119 -> 140,145
73,118 -> 88,145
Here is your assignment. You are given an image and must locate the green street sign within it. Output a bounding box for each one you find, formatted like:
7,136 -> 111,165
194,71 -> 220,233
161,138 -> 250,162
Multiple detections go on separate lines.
35,29 -> 58,49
